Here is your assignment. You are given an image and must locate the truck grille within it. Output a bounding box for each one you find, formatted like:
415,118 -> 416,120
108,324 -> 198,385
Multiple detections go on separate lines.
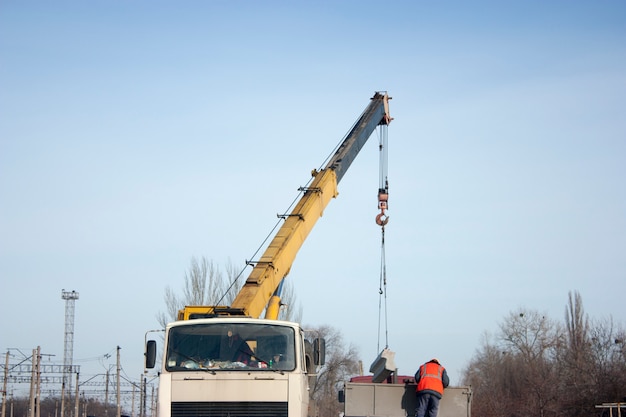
171,401 -> 288,417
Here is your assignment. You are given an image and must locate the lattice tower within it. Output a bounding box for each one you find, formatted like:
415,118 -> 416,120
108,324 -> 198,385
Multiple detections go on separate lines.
61,290 -> 79,391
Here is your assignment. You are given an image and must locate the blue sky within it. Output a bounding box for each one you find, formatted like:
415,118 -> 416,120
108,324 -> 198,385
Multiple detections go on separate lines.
1,0 -> 625,395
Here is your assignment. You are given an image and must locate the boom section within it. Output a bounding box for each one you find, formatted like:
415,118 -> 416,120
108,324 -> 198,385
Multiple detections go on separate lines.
326,92 -> 392,184
230,170 -> 338,318
229,92 -> 391,318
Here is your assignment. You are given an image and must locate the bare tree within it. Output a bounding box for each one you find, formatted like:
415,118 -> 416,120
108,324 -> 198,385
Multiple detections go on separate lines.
464,309 -> 561,417
499,308 -> 560,363
565,290 -> 590,358
159,256 -> 301,326
463,293 -> 626,417
558,290 -> 595,415
157,257 -> 238,327
587,316 -> 626,405
463,333 -> 508,416
305,325 -> 361,417
499,308 -> 562,417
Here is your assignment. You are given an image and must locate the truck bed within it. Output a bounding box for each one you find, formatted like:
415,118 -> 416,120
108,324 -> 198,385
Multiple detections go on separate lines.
342,383 -> 472,417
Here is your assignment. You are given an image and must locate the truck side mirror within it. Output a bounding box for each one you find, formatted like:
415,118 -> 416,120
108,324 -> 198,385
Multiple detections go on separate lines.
313,337 -> 325,366
145,340 -> 157,369
338,389 -> 345,403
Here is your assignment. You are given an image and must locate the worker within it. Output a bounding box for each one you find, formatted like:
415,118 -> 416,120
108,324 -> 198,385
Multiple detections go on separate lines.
272,351 -> 296,370
414,358 -> 449,417
223,329 -> 255,364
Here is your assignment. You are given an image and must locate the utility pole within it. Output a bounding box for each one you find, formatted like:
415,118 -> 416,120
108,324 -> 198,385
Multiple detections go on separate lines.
140,376 -> 145,417
104,371 -> 109,417
28,349 -> 36,417
131,381 -> 136,417
35,347 -> 41,417
73,373 -> 79,417
60,379 -> 66,417
116,347 -> 121,417
2,351 -> 8,417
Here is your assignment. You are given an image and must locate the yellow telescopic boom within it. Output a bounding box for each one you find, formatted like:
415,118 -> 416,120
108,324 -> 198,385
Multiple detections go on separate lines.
226,92 -> 392,319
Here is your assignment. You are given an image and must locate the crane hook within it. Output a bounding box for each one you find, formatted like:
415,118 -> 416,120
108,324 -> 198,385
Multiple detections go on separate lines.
376,188 -> 389,226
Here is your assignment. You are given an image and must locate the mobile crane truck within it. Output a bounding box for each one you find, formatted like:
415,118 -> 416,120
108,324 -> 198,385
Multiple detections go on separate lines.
145,92 -> 392,417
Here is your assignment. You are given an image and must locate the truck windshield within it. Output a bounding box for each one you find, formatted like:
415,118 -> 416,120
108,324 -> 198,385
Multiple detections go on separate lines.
165,322 -> 296,371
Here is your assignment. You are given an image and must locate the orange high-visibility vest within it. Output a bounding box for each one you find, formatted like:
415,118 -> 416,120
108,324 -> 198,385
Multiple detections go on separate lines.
416,362 -> 444,395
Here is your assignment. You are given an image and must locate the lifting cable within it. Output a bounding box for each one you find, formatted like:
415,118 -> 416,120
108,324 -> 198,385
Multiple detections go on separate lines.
376,123 -> 390,352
